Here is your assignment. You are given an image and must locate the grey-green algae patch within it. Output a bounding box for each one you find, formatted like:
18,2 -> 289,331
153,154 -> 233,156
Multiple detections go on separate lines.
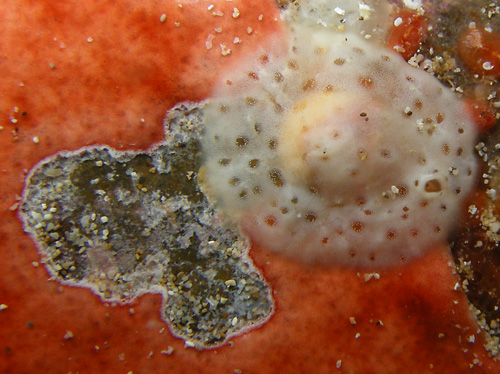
19,103 -> 273,348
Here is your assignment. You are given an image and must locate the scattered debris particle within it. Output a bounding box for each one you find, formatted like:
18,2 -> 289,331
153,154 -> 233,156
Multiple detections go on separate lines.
205,34 -> 215,49
160,346 -> 174,355
63,331 -> 74,340
160,14 -> 167,23
220,44 -> 232,56
364,273 -> 380,282
0,304 -> 8,311
334,7 -> 345,16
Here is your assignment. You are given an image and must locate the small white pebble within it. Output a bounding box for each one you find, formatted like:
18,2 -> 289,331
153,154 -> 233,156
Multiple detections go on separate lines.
232,7 -> 240,18
32,136 -> 40,144
220,44 -> 232,56
336,360 -> 342,369
394,17 -> 403,27
184,340 -> 196,348
0,304 -> 8,311
490,221 -> 500,233
161,346 -> 174,355
87,36 -> 94,43
334,7 -> 345,15
486,189 -> 497,201
483,61 -> 494,71
403,0 -> 423,9
160,14 -> 167,23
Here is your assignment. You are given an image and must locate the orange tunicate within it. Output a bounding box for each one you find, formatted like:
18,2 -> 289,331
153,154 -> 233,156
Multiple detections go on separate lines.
465,98 -> 497,133
387,10 -> 427,60
458,25 -> 500,78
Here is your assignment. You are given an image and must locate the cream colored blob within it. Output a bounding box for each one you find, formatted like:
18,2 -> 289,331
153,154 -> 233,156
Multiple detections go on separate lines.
200,25 -> 478,268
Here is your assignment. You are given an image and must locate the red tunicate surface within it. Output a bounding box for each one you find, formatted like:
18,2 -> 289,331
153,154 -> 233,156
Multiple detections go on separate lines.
466,98 -> 497,133
387,9 -> 427,60
1,1 -> 500,373
458,26 -> 500,79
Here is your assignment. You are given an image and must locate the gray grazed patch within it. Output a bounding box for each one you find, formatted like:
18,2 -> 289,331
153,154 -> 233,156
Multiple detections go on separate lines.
19,103 -> 273,348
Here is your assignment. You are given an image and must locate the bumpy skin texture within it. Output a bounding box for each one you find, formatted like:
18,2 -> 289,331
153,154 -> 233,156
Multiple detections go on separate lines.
1,1 -> 500,373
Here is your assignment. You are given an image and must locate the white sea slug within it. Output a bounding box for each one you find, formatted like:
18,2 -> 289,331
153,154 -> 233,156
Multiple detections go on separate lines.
200,25 -> 478,268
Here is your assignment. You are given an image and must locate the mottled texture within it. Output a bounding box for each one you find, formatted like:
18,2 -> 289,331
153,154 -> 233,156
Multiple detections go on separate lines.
1,0 -> 500,373
19,104 -> 272,347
